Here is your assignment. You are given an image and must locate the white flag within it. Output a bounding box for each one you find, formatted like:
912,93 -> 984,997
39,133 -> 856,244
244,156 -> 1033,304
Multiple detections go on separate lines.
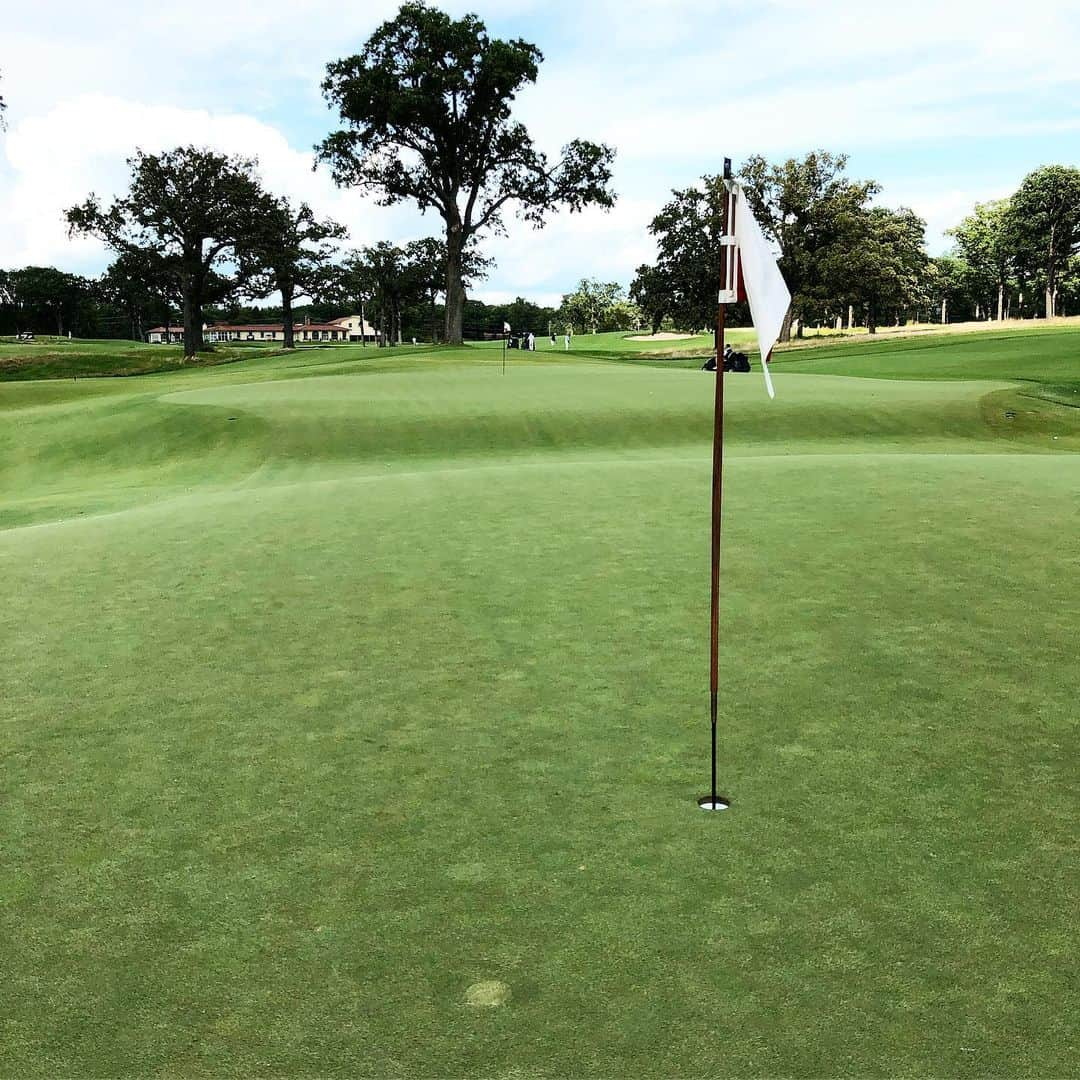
503,322 -> 511,334
733,187 -> 790,399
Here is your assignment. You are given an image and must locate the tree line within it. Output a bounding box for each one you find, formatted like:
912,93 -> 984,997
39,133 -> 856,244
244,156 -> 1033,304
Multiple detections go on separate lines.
6,19 -> 1080,353
14,3 -> 613,358
0,252 -> 566,347
631,152 -> 1080,338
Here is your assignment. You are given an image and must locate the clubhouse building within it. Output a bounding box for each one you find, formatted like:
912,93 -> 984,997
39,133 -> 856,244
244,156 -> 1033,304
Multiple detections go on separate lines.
147,315 -> 376,345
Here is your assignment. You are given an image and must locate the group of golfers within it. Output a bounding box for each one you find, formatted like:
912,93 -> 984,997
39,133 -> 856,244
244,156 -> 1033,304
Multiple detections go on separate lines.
507,330 -> 572,351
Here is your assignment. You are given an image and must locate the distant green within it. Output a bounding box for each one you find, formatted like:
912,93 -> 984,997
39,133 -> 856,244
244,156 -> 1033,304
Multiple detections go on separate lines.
1,327 -> 1077,1077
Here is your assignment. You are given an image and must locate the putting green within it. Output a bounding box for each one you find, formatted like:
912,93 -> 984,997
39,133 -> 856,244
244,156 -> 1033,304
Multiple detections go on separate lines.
1,334 -> 1077,1077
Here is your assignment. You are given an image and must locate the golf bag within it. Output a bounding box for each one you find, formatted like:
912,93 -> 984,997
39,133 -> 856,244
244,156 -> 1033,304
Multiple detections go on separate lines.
701,350 -> 751,373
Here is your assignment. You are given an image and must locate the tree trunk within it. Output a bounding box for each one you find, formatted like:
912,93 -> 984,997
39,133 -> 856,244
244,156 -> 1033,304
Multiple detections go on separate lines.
56,307 -> 64,337
779,307 -> 794,342
182,286 -> 203,359
867,304 -> 877,334
997,282 -> 1004,322
444,223 -> 466,345
430,295 -> 438,344
360,298 -> 367,347
281,287 -> 295,349
1045,228 -> 1056,319
941,297 -> 947,324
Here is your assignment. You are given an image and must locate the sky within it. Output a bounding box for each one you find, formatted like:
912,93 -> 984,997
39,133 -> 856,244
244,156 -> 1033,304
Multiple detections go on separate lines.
2,0 -> 1079,307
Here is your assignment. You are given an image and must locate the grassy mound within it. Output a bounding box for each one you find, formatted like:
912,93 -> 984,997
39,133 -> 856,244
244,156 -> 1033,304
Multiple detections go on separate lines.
0,337 -> 280,380
1,328 -> 1076,1076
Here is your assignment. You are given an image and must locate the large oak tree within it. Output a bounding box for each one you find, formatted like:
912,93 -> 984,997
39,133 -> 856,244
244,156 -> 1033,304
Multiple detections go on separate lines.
237,196 -> 346,349
66,146 -> 267,357
317,3 -> 616,344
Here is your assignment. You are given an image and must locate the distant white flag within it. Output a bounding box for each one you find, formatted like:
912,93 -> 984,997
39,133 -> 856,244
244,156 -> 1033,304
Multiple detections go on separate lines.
503,322 -> 511,334
731,186 -> 791,399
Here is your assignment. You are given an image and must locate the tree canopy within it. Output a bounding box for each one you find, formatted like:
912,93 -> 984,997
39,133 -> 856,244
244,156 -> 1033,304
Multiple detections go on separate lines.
948,201 -> 1014,320
1006,165 -> 1080,318
0,266 -> 93,336
630,177 -> 736,335
558,279 -> 637,335
66,146 -> 268,356
820,207 -> 929,332
317,2 -> 616,344
237,196 -> 346,348
739,151 -> 880,337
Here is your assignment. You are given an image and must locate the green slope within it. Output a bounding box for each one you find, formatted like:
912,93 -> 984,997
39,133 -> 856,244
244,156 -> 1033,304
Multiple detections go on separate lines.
1,330 -> 1077,1077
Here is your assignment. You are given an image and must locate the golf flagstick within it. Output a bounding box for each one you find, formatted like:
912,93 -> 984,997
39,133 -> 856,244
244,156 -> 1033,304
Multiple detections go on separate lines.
699,160 -> 734,812
699,159 -> 790,813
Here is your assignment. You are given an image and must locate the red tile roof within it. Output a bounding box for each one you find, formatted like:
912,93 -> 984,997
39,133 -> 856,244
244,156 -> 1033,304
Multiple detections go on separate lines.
148,323 -> 355,334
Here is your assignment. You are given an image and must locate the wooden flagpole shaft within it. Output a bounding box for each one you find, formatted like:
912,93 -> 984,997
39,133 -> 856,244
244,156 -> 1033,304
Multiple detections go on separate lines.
710,303 -> 725,806
703,176 -> 732,812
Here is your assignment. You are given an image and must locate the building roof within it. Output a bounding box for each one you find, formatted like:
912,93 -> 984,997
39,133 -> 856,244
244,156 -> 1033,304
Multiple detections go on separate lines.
148,322 -> 357,334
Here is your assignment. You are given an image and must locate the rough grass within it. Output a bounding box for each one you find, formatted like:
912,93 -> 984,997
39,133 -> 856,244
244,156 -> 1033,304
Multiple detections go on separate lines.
1,328 -> 1077,1077
0,337 -> 282,380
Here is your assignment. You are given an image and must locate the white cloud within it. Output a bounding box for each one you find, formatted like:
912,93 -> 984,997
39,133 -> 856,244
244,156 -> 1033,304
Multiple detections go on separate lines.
0,95 -> 421,273
1,0 -> 1079,296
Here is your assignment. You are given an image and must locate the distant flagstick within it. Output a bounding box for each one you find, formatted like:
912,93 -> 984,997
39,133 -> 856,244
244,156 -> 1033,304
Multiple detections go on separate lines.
699,159 -> 791,812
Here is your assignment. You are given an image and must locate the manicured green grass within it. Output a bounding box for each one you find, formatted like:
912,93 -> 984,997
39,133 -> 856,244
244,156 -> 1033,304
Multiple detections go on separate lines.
1,329 -> 1077,1076
0,337 -> 281,381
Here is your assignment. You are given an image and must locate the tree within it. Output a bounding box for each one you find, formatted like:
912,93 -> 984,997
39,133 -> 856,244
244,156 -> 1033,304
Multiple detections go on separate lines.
821,207 -> 929,333
1007,165 -> 1080,318
629,263 -> 672,334
605,298 -> 643,332
238,197 -> 346,349
930,255 -> 979,324
2,266 -> 93,336
66,146 -> 267,357
338,242 -> 410,345
739,151 -> 879,339
317,3 -> 616,345
100,250 -> 179,342
557,278 -> 626,332
947,200 -> 1014,320
630,177 -> 759,335
559,279 -> 624,335
403,237 -> 491,343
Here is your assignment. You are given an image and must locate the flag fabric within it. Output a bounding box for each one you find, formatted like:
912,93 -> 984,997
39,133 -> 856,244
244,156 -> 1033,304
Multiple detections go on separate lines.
503,321 -> 511,334
733,187 -> 791,399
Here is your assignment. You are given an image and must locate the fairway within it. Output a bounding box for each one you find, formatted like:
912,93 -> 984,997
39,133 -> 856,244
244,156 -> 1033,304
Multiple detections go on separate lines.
2,331 -> 1078,1076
